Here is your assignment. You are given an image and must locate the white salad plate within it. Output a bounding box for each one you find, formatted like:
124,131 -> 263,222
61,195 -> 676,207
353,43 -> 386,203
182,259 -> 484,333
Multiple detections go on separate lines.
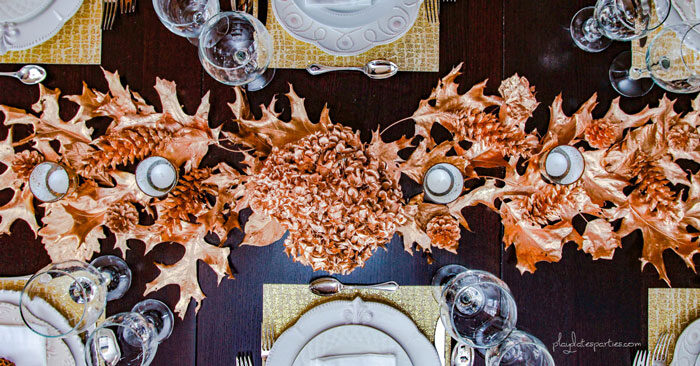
291,324 -> 412,366
271,0 -> 424,56
670,318 -> 700,366
1,0 -> 83,52
0,0 -> 53,23
0,289 -> 85,366
266,297 -> 440,366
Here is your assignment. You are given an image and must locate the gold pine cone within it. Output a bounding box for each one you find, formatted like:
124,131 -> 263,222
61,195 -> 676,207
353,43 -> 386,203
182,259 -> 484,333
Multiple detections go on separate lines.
11,150 -> 44,179
158,168 -> 212,228
105,202 -> 139,234
584,119 -> 618,149
426,214 -> 461,253
458,109 -> 537,158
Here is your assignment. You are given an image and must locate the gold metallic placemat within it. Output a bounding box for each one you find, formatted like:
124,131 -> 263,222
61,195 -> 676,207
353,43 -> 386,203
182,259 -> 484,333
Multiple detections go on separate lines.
648,288 -> 700,362
263,1 -> 439,71
263,284 -> 450,361
0,0 -> 102,65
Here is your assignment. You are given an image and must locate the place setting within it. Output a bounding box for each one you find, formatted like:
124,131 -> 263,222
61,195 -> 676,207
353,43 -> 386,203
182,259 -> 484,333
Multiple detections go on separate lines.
0,0 -> 699,365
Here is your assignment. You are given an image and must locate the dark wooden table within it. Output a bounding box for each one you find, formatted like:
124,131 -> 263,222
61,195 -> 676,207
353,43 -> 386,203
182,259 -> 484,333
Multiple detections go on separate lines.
1,1 -> 698,365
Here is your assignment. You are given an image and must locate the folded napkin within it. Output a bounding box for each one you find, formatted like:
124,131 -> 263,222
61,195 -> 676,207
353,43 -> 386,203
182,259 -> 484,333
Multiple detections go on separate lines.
305,0 -> 372,6
312,354 -> 396,366
0,324 -> 48,366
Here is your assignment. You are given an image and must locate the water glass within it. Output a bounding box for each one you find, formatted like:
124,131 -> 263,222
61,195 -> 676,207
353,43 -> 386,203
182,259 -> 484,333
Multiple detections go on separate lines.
152,0 -> 220,42
433,265 -> 518,349
485,330 -> 555,366
646,21 -> 700,93
198,11 -> 275,91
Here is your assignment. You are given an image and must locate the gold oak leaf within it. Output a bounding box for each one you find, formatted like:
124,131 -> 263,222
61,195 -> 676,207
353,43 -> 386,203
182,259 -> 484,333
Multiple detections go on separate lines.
0,130 -> 39,235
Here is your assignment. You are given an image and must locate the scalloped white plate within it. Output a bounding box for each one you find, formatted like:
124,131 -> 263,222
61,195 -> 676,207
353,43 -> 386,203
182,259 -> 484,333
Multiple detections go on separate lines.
671,318 -> 700,366
3,0 -> 83,52
0,0 -> 53,23
271,0 -> 424,56
266,298 -> 439,366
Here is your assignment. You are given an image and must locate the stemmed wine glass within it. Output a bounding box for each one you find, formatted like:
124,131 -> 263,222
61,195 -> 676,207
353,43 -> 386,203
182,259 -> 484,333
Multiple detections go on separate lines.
198,11 -> 275,91
85,299 -> 174,366
485,330 -> 555,366
571,0 -> 670,53
19,256 -> 132,338
432,265 -> 518,349
643,21 -> 700,94
152,0 -> 220,44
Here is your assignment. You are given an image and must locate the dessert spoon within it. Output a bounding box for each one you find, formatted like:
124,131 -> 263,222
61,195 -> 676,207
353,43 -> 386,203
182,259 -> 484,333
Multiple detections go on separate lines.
0,65 -> 47,85
306,60 -> 399,79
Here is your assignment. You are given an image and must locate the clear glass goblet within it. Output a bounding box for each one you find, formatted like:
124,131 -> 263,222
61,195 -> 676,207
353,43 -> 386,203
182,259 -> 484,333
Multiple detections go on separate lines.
198,11 -> 275,91
19,256 -> 132,338
571,0 -> 670,53
485,330 -> 555,366
433,265 -> 518,349
86,299 -> 175,366
152,0 -> 220,44
645,21 -> 700,94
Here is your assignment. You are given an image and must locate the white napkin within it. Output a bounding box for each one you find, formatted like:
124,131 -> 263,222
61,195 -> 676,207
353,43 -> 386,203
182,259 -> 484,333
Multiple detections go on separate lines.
311,354 -> 396,366
305,0 -> 372,7
0,324 -> 48,366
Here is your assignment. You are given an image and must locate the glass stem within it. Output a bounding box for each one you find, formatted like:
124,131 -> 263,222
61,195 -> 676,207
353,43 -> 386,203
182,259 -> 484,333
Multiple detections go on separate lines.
582,17 -> 604,42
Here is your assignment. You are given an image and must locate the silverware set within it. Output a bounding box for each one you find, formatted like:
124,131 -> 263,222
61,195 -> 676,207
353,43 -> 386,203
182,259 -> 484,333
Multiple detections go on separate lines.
261,322 -> 274,365
102,0 -> 137,30
633,332 -> 673,366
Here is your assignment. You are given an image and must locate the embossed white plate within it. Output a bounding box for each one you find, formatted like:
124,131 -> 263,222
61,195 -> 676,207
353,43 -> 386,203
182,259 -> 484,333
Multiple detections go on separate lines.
271,0 -> 424,56
0,0 -> 53,23
671,318 -> 700,366
3,0 -> 83,52
291,325 -> 411,366
266,298 -> 440,366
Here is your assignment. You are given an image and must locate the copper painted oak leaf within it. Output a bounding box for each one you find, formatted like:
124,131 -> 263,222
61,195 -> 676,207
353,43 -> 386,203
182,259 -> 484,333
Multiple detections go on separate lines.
0,130 -> 40,235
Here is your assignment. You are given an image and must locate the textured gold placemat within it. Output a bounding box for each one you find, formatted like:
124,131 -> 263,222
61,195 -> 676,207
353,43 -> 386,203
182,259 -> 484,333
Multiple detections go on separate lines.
264,1 -> 439,71
263,284 -> 450,361
648,288 -> 700,362
0,0 -> 102,65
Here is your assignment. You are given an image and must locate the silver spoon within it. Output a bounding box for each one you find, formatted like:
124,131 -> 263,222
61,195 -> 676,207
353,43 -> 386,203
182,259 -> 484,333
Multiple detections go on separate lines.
306,60 -> 399,79
0,65 -> 47,85
309,277 -> 399,296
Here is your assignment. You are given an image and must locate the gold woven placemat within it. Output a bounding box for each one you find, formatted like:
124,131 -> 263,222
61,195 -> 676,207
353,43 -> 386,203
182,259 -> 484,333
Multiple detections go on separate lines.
263,284 -> 450,361
0,0 -> 102,65
648,288 -> 700,362
264,1 -> 439,71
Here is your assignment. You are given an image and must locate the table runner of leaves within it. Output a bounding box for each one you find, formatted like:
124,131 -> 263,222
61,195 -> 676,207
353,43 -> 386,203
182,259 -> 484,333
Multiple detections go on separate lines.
0,64 -> 698,318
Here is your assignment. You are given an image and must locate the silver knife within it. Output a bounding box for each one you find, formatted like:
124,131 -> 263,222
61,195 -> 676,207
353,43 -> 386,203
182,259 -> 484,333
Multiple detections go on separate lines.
434,318 -> 446,366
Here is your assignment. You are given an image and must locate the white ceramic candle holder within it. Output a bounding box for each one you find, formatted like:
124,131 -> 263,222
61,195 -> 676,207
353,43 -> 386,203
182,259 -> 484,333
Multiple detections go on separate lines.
135,156 -> 178,197
423,163 -> 463,204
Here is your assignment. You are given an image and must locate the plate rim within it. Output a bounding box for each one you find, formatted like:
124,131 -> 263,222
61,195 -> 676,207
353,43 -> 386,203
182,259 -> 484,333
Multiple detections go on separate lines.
671,318 -> 700,366
6,0 -> 84,52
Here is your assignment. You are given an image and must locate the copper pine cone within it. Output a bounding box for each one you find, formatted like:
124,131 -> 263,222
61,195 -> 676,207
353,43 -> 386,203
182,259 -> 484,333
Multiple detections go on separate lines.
524,182 -> 586,226
158,168 -> 212,226
249,125 -> 405,274
0,359 -> 15,366
636,164 -> 678,214
11,150 -> 44,179
584,120 -> 617,149
105,202 -> 139,233
458,109 -> 537,158
668,122 -> 699,152
426,214 -> 460,253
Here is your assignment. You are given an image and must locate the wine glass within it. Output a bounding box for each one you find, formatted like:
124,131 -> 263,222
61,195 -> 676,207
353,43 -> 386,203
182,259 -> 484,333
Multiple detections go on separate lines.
198,11 -> 275,91
571,0 -> 670,53
19,256 -> 132,338
85,299 -> 174,366
433,265 -> 518,349
485,330 -> 555,366
644,21 -> 700,94
152,0 -> 220,44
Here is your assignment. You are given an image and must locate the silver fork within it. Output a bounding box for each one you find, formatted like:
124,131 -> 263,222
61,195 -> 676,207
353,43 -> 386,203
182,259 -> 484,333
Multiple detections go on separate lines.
122,0 -> 136,13
652,333 -> 673,366
261,322 -> 275,365
634,350 -> 649,366
425,0 -> 439,23
236,353 -> 253,366
102,0 -> 118,30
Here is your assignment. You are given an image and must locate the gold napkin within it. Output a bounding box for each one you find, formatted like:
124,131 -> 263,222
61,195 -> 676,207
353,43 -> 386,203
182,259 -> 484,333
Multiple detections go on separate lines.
263,284 -> 450,361
263,1 -> 439,72
648,288 -> 700,361
0,0 -> 102,65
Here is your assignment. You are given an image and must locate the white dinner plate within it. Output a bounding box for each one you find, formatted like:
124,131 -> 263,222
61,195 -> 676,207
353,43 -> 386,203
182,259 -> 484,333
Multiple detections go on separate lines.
266,297 -> 440,366
272,0 -> 424,56
291,325 -> 412,366
671,318 -> 700,366
3,0 -> 83,52
0,0 -> 53,23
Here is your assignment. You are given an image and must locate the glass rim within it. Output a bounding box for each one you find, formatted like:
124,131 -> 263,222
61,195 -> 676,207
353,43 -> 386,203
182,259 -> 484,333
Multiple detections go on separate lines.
151,0 -> 216,27
197,11 -> 273,73
86,312 -> 156,366
444,270 -> 518,348
20,267 -> 88,338
491,332 -> 555,365
680,22 -> 700,77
